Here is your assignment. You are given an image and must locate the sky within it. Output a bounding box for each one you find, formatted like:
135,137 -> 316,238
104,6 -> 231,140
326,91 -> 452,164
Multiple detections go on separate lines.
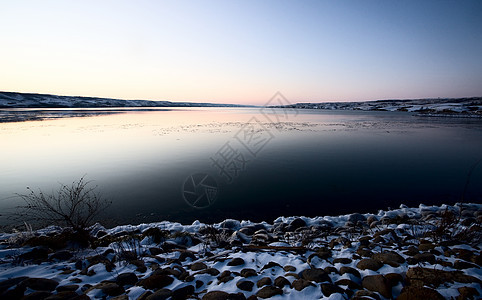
1,0 -> 481,105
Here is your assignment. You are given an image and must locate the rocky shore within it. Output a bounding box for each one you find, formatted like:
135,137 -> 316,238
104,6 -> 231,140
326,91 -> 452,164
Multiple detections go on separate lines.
0,203 -> 481,299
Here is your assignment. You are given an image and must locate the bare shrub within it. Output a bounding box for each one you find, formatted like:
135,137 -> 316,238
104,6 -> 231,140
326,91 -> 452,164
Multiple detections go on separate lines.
14,176 -> 111,234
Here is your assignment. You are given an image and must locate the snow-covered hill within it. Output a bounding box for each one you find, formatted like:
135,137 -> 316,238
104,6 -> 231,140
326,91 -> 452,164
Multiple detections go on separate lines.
0,92 -> 243,108
278,98 -> 482,117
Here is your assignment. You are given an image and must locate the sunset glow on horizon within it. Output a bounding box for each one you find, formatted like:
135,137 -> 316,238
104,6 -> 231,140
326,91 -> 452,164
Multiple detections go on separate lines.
1,0 -> 481,105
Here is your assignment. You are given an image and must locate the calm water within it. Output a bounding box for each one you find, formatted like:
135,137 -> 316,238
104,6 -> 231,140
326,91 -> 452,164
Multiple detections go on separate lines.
1,108 -> 481,227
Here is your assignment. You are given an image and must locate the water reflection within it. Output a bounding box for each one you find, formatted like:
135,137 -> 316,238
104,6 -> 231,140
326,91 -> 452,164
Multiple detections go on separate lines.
0,108 -> 481,228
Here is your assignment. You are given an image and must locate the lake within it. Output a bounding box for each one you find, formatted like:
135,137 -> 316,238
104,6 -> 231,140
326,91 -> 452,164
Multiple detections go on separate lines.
1,107 -> 481,228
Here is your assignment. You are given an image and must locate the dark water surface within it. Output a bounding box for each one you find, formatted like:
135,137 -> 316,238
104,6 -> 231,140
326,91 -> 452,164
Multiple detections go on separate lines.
1,108 -> 481,227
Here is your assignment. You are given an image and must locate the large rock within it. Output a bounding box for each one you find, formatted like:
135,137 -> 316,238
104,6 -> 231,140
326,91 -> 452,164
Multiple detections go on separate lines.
137,275 -> 174,290
413,252 -> 436,264
256,286 -> 283,298
227,257 -> 245,266
116,272 -> 138,286
301,268 -> 331,283
20,247 -> 49,261
236,280 -> 254,291
362,275 -> 391,299
406,267 -> 481,287
172,285 -> 194,300
274,276 -> 291,288
320,283 -> 345,297
146,289 -> 172,300
397,286 -> 444,300
22,291 -> 52,300
339,266 -> 360,278
240,268 -> 257,278
348,213 -> 366,223
0,277 -> 28,294
289,218 -> 307,230
292,279 -> 315,291
44,291 -> 79,300
256,277 -> 272,288
20,278 -> 59,291
190,262 -> 207,271
372,251 -> 405,267
90,282 -> 124,296
356,258 -> 383,271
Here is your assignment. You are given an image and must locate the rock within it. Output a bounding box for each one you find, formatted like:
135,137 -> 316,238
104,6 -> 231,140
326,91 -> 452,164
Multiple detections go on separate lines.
289,218 -> 306,230
353,289 -> 381,300
457,286 -> 479,300
403,246 -> 419,256
20,247 -> 49,261
292,279 -> 315,291
348,213 -> 366,223
356,258 -> 383,271
362,275 -> 391,299
339,266 -> 361,278
116,272 -> 138,286
366,215 -> 378,224
261,261 -> 282,271
397,286 -> 444,300
50,250 -> 73,261
201,291 -> 231,300
454,259 -> 478,269
56,285 -> 79,292
256,286 -> 283,298
217,271 -> 234,283
283,265 -> 296,272
406,267 -> 481,287
137,290 -> 153,300
418,243 -> 435,251
413,252 -> 435,264
146,289 -> 172,300
324,266 -> 338,274
0,277 -> 28,294
384,273 -> 403,287
301,268 -> 331,283
228,292 -> 247,300
227,257 -> 245,266
321,283 -> 345,297
22,291 -> 52,300
256,277 -> 272,288
191,262 -> 207,271
240,268 -> 257,278
335,279 -> 361,290
130,259 -> 148,273
333,257 -> 352,264
138,275 -> 174,290
86,282 -> 124,297
274,276 -> 291,288
178,251 -> 196,261
1,285 -> 26,300
20,278 -> 59,291
356,247 -> 373,257
149,247 -> 163,255
197,268 -> 220,276
44,291 -> 79,300
172,285 -> 194,300
372,251 -> 405,267
236,280 -> 254,291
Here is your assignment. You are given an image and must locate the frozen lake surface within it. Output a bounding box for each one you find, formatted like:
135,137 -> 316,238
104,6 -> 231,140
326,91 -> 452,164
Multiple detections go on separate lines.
0,107 -> 481,227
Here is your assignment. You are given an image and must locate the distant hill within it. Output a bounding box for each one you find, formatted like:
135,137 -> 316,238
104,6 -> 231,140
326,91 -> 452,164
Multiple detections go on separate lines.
274,97 -> 482,116
0,91 -> 248,108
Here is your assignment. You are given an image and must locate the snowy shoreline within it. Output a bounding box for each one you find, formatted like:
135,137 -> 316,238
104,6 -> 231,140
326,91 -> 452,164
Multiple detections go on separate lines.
1,203 -> 481,299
